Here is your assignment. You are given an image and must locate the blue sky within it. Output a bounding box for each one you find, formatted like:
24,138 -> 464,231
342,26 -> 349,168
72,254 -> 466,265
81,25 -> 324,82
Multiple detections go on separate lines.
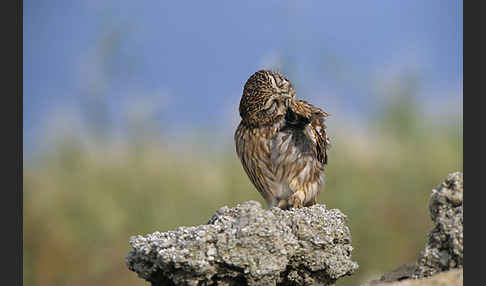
24,0 -> 463,154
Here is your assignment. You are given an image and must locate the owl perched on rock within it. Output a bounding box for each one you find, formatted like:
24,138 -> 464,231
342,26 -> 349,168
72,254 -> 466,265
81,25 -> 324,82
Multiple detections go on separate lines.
235,70 -> 330,210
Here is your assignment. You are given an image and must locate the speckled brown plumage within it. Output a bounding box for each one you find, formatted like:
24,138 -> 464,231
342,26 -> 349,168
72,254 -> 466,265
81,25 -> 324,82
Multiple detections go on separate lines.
235,70 -> 330,209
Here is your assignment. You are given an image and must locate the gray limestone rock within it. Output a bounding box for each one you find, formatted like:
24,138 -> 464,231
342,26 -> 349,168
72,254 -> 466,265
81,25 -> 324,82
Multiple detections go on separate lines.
126,201 -> 358,285
362,172 -> 463,286
414,172 -> 463,278
363,269 -> 462,286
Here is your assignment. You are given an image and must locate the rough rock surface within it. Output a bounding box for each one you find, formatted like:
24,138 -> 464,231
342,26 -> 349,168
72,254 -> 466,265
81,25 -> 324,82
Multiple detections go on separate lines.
363,172 -> 464,286
363,269 -> 462,286
414,172 -> 463,278
126,201 -> 358,286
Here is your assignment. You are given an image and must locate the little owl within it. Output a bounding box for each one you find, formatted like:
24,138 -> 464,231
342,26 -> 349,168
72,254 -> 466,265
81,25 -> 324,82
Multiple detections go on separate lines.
235,70 -> 330,209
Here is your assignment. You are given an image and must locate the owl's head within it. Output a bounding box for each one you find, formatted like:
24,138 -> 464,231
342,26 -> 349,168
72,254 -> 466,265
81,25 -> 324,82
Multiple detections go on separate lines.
239,70 -> 295,126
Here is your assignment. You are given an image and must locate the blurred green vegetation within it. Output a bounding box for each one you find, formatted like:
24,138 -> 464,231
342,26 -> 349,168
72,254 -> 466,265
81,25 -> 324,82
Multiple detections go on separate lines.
24,87 -> 462,286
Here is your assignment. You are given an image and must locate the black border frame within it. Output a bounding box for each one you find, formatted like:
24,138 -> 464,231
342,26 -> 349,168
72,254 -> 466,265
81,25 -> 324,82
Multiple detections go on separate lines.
1,0 -> 22,284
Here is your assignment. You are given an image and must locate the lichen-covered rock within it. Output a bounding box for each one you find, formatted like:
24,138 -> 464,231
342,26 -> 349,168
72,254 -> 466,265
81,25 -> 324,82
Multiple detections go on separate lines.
414,172 -> 463,278
126,201 -> 358,286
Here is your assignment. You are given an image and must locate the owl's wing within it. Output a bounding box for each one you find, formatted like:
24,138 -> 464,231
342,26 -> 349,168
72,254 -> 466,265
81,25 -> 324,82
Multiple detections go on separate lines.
234,122 -> 278,205
287,100 -> 330,164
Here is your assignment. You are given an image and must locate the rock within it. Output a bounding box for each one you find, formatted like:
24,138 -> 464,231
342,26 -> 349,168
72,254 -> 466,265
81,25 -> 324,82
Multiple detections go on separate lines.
363,268 -> 462,286
375,263 -> 418,283
414,172 -> 463,278
126,201 -> 358,286
362,172 -> 463,286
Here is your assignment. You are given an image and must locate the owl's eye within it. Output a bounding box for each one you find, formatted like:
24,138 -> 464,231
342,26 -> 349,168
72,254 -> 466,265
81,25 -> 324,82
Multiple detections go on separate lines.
277,81 -> 288,89
265,100 -> 277,114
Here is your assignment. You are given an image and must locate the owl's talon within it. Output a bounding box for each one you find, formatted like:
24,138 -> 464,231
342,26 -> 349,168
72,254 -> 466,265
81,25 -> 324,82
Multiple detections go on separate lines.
288,191 -> 305,209
304,197 -> 317,207
277,199 -> 289,209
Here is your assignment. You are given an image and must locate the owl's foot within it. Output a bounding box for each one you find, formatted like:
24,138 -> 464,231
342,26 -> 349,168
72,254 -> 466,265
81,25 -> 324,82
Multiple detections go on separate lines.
288,191 -> 305,209
277,199 -> 289,209
304,197 -> 317,207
